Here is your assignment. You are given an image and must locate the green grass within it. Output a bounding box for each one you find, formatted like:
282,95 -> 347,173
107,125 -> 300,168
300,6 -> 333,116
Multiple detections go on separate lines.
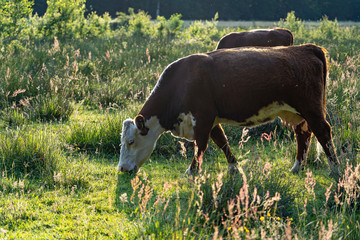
1,14 -> 360,239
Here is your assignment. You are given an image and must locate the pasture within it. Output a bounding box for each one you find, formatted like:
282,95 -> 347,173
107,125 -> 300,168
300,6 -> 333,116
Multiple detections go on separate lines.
1,11 -> 360,239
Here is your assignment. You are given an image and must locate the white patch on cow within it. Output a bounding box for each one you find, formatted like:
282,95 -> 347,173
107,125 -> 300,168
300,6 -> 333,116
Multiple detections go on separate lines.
214,102 -> 304,128
290,159 -> 301,173
171,112 -> 196,141
118,116 -> 165,172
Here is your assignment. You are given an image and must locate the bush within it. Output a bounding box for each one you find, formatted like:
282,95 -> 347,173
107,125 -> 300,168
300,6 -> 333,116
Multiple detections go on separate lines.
38,0 -> 87,38
183,13 -> 221,44
156,13 -> 183,39
0,0 -> 33,39
277,11 -> 304,34
84,11 -> 111,37
127,8 -> 152,37
318,16 -> 340,40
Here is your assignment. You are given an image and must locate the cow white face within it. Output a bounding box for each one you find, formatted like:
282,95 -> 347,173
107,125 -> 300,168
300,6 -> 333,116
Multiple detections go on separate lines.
117,115 -> 164,173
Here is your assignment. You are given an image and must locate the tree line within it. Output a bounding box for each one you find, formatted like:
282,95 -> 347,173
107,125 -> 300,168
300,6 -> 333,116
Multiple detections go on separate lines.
32,0 -> 360,21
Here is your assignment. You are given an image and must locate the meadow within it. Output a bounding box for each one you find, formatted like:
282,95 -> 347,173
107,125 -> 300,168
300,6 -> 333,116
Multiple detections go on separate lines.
0,7 -> 360,239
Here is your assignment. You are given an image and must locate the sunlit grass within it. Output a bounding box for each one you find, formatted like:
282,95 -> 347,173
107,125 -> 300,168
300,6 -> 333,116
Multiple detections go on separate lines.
0,13 -> 359,239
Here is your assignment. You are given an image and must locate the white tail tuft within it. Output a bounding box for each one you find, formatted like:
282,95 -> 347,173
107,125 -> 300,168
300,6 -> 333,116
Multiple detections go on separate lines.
315,140 -> 323,162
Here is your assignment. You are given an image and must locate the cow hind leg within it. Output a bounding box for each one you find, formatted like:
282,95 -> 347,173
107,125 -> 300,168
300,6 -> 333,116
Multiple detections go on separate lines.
210,124 -> 239,174
306,116 -> 341,181
291,121 -> 312,174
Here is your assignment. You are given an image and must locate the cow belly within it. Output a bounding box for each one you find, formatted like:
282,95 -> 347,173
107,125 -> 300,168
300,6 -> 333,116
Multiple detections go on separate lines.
171,112 -> 196,140
215,102 -> 304,128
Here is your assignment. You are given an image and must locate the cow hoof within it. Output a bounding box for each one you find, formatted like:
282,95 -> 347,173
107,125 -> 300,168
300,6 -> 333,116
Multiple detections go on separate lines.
290,159 -> 301,174
228,163 -> 240,175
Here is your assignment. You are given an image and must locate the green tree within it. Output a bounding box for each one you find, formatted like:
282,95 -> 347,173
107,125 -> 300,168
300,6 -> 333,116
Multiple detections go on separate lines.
39,0 -> 86,38
0,0 -> 34,38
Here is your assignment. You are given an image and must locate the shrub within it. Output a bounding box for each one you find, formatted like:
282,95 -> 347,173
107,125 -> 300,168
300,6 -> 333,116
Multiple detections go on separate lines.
84,11 -> 111,38
156,13 -> 183,39
183,13 -> 221,44
38,0 -> 87,38
127,8 -> 152,37
277,11 -> 304,34
0,0 -> 33,38
318,16 -> 340,40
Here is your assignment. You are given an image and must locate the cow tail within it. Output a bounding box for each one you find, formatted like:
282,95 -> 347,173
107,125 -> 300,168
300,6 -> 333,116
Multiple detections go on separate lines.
313,46 -> 328,116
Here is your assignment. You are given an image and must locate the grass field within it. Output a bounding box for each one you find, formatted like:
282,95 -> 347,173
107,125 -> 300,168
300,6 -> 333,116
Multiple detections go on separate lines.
1,11 -> 360,239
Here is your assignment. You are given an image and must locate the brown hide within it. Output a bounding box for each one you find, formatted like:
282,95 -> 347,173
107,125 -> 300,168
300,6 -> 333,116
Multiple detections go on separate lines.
216,28 -> 293,49
138,44 -> 340,180
140,44 -> 324,130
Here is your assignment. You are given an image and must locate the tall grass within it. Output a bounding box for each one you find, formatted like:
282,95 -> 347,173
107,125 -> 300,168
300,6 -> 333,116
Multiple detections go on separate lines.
117,157 -> 360,239
0,127 -> 62,184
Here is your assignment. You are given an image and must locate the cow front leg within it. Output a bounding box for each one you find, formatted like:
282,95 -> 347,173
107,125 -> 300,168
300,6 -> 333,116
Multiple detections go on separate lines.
185,117 -> 213,175
291,121 -> 312,174
211,124 -> 239,174
185,143 -> 205,175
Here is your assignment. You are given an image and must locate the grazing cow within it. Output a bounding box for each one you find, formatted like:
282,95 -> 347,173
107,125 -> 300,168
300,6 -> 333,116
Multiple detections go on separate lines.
118,44 -> 341,181
216,28 -> 293,50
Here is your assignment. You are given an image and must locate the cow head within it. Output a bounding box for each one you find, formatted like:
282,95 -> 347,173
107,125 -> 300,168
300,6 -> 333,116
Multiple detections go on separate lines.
117,115 -> 164,173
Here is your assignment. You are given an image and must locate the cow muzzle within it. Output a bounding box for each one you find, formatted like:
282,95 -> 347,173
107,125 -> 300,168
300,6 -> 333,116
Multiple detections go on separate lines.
118,164 -> 138,174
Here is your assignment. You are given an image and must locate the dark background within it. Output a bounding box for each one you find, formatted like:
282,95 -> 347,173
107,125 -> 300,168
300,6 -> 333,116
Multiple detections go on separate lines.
33,0 -> 360,21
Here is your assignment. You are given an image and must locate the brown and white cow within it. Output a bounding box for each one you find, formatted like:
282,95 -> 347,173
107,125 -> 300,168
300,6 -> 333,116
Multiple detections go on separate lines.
118,44 -> 341,180
216,28 -> 293,50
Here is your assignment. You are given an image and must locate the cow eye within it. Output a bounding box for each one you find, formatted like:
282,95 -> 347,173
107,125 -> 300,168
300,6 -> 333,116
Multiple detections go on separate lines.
128,139 -> 134,146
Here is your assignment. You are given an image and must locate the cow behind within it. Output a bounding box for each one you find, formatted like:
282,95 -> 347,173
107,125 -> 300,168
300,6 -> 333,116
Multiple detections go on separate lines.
215,28 -> 294,160
216,28 -> 293,50
118,44 -> 341,181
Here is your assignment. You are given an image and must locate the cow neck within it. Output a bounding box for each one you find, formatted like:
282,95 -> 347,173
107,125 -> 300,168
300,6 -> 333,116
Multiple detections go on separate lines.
139,95 -> 167,134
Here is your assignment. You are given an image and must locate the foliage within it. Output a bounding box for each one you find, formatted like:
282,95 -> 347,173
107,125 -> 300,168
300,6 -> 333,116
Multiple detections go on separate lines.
156,13 -> 183,38
318,15 -> 340,40
113,8 -> 184,39
38,0 -> 85,38
183,12 -> 221,44
0,0 -> 33,38
278,11 -> 304,34
35,0 -> 111,39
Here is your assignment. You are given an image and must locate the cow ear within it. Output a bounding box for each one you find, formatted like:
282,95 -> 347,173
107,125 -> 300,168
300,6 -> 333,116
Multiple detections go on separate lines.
135,114 -> 149,136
